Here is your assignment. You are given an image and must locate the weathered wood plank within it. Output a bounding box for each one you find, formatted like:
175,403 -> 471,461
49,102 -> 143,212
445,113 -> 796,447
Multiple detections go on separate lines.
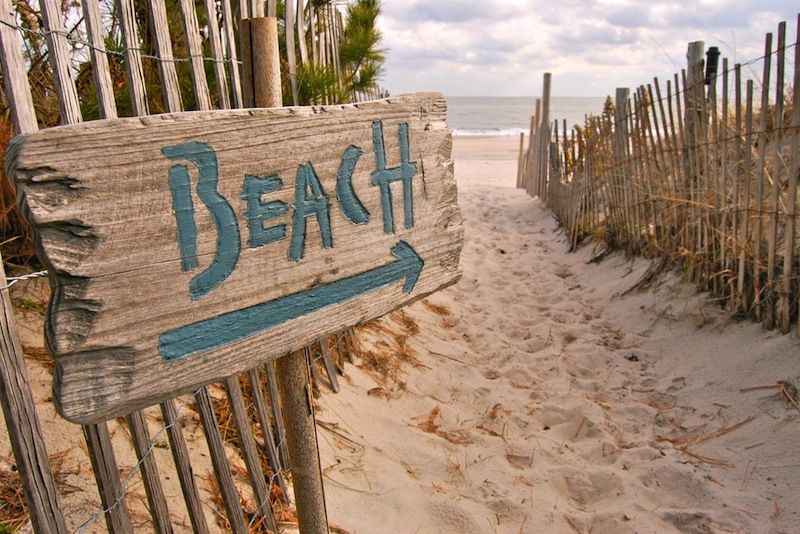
247,368 -> 289,501
782,15 -> 800,333
220,0 -> 243,109
0,0 -> 37,133
318,337 -> 340,392
83,423 -> 134,533
148,0 -> 183,113
115,0 -> 149,115
297,0 -> 309,65
753,33 -> 773,319
195,387 -> 247,532
765,22 -> 786,329
40,0 -> 81,124
160,399 -> 211,533
10,93 -> 462,423
224,376 -> 278,531
83,0 -> 118,119
126,411 -> 173,533
265,362 -> 290,469
0,259 -> 67,533
178,0 -> 212,111
201,0 -> 231,109
720,60 -> 731,305
285,0 -> 299,106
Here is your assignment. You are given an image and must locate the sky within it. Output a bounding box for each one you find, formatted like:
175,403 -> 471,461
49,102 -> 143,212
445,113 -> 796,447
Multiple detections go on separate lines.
377,0 -> 798,97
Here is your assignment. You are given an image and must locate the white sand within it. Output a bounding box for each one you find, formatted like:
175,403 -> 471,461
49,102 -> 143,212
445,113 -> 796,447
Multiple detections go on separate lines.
319,135 -> 800,533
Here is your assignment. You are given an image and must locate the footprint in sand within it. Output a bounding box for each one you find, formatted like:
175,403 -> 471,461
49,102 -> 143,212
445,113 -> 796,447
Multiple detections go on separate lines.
667,376 -> 687,393
660,511 -> 736,534
548,467 -> 625,507
515,336 -> 548,354
554,266 -> 574,279
578,441 -> 623,466
563,513 -> 638,534
538,409 -> 604,443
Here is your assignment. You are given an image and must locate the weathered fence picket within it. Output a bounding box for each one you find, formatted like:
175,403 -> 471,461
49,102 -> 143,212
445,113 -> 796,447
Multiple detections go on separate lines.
518,15 -> 800,335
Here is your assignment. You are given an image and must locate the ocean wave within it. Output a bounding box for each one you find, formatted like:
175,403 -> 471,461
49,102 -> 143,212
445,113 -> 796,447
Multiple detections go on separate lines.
452,128 -> 527,137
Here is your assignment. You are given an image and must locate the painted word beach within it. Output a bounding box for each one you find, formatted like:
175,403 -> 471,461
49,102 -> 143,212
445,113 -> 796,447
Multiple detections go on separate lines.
8,93 -> 463,423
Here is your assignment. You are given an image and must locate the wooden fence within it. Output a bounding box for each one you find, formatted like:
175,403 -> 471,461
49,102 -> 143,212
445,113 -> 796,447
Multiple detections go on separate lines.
0,1 -> 377,532
518,15 -> 800,335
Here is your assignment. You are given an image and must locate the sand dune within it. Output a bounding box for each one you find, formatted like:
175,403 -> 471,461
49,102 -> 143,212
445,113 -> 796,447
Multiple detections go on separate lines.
320,136 -> 800,533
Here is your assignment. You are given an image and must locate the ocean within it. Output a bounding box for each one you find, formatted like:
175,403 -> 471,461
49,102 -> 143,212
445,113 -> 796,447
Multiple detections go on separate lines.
446,96 -> 607,136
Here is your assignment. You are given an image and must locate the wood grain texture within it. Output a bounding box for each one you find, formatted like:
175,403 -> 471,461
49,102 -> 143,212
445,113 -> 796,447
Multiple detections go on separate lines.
201,0 -> 230,109
160,399 -> 211,533
177,0 -> 212,111
248,368 -> 288,500
9,93 -> 462,423
224,376 -> 278,531
265,362 -> 289,469
220,0 -> 243,109
83,423 -> 134,532
782,15 -> 800,333
148,0 -> 183,113
0,260 -> 67,533
285,0 -> 299,105
0,0 -> 37,134
115,0 -> 149,116
240,19 -> 255,108
83,0 -> 118,119
240,18 -> 283,108
40,0 -> 81,124
126,411 -> 173,533
195,387 -> 247,532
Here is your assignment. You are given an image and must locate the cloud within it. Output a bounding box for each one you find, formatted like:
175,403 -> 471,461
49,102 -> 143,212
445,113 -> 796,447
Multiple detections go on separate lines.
383,0 -> 521,23
377,0 -> 798,96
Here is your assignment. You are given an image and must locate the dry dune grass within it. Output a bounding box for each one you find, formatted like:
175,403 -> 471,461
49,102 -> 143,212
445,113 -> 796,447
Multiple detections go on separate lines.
351,310 -> 423,386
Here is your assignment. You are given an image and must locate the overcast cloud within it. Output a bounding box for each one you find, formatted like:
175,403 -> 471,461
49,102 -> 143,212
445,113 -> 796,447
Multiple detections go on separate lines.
377,0 -> 798,97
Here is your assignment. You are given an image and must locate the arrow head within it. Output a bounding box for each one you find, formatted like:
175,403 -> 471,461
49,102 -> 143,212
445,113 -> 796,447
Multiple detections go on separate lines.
391,241 -> 424,293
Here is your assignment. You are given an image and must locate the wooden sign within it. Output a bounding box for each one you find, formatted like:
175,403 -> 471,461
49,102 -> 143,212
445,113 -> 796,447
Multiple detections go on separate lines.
8,93 -> 463,423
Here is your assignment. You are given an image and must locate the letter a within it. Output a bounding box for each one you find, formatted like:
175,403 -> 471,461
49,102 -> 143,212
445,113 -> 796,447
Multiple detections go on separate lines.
290,163 -> 333,261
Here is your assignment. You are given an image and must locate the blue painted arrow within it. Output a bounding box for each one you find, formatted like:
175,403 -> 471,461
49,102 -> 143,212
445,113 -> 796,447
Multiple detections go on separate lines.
159,241 -> 424,361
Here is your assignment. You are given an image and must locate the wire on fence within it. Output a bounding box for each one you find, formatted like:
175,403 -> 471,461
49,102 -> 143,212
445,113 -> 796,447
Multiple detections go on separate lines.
0,18 -> 242,65
72,384 -> 289,533
2,269 -> 48,289
555,38 -> 798,136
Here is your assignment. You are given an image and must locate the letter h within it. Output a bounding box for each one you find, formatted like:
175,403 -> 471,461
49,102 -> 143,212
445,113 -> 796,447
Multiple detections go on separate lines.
370,121 -> 418,234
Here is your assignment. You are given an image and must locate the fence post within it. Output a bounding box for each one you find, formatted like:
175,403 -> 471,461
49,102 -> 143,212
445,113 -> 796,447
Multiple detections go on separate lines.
539,73 -> 552,200
765,23 -> 786,330
526,99 -> 541,196
753,32 -> 774,321
0,6 -> 68,530
782,14 -> 800,333
516,132 -> 525,188
276,350 -> 329,533
244,16 -> 330,533
685,41 -> 705,277
0,260 -> 68,533
612,88 -> 630,246
240,17 -> 283,108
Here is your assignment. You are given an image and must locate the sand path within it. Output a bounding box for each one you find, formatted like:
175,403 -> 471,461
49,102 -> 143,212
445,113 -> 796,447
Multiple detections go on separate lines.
319,136 -> 799,534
